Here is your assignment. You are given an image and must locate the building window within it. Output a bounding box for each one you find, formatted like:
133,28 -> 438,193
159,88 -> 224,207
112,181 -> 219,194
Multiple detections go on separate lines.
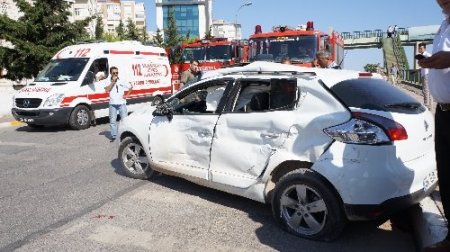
163,5 -> 199,38
0,2 -> 9,14
74,8 -> 82,16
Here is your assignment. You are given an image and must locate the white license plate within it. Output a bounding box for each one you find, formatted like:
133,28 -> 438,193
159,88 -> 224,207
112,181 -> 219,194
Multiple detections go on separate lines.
19,118 -> 34,123
423,171 -> 437,191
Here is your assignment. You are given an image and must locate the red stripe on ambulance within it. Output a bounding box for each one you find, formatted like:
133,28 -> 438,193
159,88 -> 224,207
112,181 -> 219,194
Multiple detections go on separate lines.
109,50 -> 134,55
60,85 -> 172,107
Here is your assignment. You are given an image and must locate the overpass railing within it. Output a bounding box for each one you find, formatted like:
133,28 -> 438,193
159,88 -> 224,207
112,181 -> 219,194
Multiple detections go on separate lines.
400,69 -> 422,87
341,28 -> 408,40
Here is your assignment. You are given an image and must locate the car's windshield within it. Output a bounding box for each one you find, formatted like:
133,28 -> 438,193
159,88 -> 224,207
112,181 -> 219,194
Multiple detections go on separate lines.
249,35 -> 317,64
35,58 -> 89,82
206,45 -> 232,60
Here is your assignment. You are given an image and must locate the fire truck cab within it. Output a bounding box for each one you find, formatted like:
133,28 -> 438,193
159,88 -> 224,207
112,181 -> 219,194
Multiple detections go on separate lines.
170,38 -> 248,91
249,21 -> 344,68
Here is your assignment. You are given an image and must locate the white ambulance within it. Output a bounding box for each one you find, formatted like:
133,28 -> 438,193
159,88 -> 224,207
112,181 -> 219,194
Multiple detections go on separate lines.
11,41 -> 172,129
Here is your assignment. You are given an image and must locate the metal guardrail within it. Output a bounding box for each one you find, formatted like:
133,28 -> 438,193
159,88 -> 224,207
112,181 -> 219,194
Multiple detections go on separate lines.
400,69 -> 422,87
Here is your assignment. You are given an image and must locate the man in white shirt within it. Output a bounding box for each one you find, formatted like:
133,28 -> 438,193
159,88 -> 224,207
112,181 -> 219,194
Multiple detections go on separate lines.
104,66 -> 132,142
419,0 -> 450,251
418,42 -> 433,109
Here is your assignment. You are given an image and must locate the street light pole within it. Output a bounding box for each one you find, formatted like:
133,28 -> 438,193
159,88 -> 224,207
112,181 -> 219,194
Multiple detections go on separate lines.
234,1 -> 252,39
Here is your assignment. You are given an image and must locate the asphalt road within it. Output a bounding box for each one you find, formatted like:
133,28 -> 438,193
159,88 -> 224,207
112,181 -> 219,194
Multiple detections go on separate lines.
0,122 -> 416,252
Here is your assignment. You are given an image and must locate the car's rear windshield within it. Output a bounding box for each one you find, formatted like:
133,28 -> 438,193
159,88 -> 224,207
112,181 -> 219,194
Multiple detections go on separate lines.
330,78 -> 425,114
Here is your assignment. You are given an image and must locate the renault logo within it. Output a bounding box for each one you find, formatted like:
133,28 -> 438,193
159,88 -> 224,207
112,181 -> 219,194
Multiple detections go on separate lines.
23,99 -> 30,108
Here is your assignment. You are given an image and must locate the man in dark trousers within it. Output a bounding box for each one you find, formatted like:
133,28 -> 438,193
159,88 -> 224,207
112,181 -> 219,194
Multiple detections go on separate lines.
419,0 -> 450,251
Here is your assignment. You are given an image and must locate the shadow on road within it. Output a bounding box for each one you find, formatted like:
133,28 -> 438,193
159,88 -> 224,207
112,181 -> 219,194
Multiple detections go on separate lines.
113,173 -> 415,252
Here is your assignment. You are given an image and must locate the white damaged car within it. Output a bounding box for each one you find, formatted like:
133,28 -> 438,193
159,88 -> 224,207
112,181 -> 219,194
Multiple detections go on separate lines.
117,62 -> 437,241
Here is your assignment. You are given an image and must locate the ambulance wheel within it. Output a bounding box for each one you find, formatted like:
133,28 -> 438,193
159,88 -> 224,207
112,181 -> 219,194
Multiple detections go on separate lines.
69,105 -> 91,130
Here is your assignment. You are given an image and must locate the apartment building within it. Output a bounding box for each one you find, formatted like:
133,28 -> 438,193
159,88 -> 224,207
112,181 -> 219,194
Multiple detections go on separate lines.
0,0 -> 147,37
73,0 -> 98,37
121,1 -> 146,30
211,19 -> 242,40
97,0 -> 146,34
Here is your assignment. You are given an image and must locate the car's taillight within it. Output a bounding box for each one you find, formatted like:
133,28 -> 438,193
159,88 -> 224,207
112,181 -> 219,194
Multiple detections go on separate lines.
324,112 -> 408,144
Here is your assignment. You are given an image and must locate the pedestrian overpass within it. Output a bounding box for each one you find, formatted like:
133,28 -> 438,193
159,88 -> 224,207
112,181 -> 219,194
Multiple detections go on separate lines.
340,25 -> 439,84
341,25 -> 439,49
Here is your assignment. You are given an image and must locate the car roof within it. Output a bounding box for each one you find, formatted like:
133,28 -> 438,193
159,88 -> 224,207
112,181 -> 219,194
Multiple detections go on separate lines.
200,61 -> 380,88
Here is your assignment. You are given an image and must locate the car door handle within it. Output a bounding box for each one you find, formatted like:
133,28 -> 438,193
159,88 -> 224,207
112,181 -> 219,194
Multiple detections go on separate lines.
198,130 -> 212,137
260,133 -> 280,139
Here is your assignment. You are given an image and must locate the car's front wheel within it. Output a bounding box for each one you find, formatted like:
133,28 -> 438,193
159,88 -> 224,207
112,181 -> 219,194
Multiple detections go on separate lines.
118,136 -> 154,179
271,169 -> 346,241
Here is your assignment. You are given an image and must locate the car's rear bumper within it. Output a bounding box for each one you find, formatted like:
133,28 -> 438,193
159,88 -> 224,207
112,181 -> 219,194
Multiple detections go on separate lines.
312,142 -> 437,219
343,181 -> 438,221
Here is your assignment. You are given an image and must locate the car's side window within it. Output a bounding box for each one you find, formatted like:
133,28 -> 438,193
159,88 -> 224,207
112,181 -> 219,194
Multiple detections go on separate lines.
232,78 -> 298,113
172,79 -> 232,115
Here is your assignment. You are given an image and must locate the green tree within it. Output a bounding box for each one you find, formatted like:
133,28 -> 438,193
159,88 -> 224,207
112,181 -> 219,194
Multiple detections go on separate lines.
125,18 -> 139,40
0,0 -> 90,80
364,63 -> 378,73
165,9 -> 182,63
116,20 -> 125,40
153,28 -> 165,47
140,25 -> 148,43
95,15 -> 104,40
203,26 -> 213,40
103,32 -> 120,42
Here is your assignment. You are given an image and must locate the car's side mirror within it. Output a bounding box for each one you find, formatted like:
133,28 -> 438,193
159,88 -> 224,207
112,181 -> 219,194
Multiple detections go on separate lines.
151,96 -> 164,106
152,103 -> 174,121
82,71 -> 95,86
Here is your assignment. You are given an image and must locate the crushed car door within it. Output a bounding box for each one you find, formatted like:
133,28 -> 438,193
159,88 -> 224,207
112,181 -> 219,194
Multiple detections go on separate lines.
209,78 -> 298,188
149,79 -> 232,179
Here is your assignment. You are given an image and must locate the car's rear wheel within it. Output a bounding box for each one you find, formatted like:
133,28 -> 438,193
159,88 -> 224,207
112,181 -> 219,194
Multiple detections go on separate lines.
69,105 -> 91,130
271,169 -> 346,241
118,136 -> 154,179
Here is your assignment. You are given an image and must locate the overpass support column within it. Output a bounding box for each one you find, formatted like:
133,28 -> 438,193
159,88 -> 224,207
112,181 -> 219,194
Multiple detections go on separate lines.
413,42 -> 420,70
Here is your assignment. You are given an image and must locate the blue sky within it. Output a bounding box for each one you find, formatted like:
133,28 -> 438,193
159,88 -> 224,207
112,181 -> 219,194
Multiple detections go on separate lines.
143,0 -> 444,71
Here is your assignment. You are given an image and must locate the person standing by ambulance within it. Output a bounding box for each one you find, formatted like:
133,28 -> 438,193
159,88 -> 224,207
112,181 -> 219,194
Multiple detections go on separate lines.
104,66 -> 132,142
419,0 -> 450,251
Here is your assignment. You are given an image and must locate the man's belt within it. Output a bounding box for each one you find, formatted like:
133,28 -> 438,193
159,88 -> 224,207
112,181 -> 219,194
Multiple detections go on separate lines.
439,103 -> 450,111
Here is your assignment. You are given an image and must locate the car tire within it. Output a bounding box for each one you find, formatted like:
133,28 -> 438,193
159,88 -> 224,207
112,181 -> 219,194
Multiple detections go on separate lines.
271,168 -> 346,241
69,105 -> 91,130
118,136 -> 154,179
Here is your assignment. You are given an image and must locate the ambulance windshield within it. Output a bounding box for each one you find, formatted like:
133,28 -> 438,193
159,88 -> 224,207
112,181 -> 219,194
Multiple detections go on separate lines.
35,58 -> 89,82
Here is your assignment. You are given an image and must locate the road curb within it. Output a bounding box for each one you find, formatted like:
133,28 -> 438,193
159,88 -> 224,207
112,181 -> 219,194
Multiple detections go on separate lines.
0,120 -> 24,128
409,192 -> 448,250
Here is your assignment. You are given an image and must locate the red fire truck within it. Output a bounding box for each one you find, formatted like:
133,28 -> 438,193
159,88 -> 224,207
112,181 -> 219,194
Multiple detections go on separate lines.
249,21 -> 344,67
170,38 -> 248,91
